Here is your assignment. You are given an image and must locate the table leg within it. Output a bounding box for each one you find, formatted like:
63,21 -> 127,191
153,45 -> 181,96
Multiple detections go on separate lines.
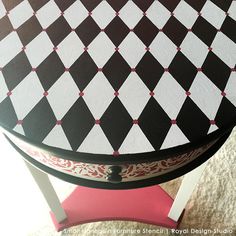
24,160 -> 67,223
168,160 -> 209,222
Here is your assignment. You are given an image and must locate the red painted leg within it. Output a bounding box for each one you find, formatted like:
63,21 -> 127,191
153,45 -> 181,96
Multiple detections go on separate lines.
50,185 -> 179,231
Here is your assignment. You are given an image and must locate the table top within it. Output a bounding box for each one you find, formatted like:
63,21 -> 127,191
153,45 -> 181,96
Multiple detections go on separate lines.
0,0 -> 236,162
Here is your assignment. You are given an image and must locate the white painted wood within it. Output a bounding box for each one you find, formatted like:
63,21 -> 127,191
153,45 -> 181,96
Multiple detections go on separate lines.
24,160 -> 67,223
168,161 -> 209,222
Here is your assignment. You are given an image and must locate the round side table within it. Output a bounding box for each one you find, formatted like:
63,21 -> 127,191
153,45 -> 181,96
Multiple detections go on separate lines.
0,0 -> 235,231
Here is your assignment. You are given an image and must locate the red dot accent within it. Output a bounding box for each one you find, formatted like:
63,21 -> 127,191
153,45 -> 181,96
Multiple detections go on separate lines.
12,28 -> 16,32
114,91 -> 119,96
164,68 -> 169,72
198,12 -> 202,16
115,47 -> 119,51
42,28 -> 47,32
33,12 -> 37,15
7,91 -> 12,96
60,12 -> 64,16
131,68 -> 136,72
130,29 -> 134,32
145,47 -> 150,51
177,47 -> 181,51
225,12 -> 229,16
95,119 -> 100,125
71,28 -> 75,32
171,12 -> 174,16
208,47 -> 213,51
113,151 -> 120,157
221,91 -> 226,96
79,91 -> 84,97
186,91 -> 191,96
43,91 -> 48,96
22,46 -> 26,51
159,28 -> 163,32
84,47 -> 88,51
217,29 -> 221,32
65,68 -> 70,72
17,120 -> 23,125
88,12 -> 92,16
149,91 -> 155,96
97,68 -> 103,72
116,12 -> 119,16
32,68 -> 37,72
188,28 -> 192,32
210,120 -> 215,125
56,120 -> 62,125
133,119 -> 139,124
231,68 -> 236,72
171,119 -> 177,125
100,29 -> 105,32
53,47 -> 58,51
143,12 -> 147,16
197,68 -> 202,72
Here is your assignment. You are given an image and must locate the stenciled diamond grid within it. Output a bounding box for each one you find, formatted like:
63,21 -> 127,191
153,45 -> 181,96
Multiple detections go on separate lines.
0,0 -> 236,156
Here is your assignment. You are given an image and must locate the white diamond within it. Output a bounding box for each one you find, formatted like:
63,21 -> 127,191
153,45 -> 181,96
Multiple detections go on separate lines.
119,125 -> 154,154
0,1 -> 6,19
88,32 -> 115,67
190,73 -> 222,120
0,32 -> 23,67
78,125 -> 113,154
10,72 -> 44,120
154,73 -> 186,119
43,125 -> 72,150
36,1 -> 61,28
13,124 -> 25,135
174,1 -> 198,28
201,1 -> 226,29
25,32 -> 53,67
160,125 -> 189,149
8,1 -> 33,29
211,32 -> 236,68
181,32 -> 208,67
57,32 -> 84,68
92,1 -> 115,28
119,1 -> 143,29
0,72 -> 8,103
225,73 -> 236,107
146,1 -> 170,29
119,32 -> 146,68
150,32 -> 177,68
208,124 -> 218,134
228,1 -> 236,21
64,1 -> 88,29
83,73 -> 114,119
47,72 -> 79,120
119,73 -> 150,119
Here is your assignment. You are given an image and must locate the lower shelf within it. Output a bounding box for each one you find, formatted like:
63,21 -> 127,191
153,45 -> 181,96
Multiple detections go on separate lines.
50,185 -> 180,231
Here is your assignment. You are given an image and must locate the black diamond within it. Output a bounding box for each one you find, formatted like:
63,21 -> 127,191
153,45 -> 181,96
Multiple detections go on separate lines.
215,97 -> 236,129
136,52 -> 164,91
169,52 -> 197,91
184,0 -> 206,12
62,98 -> 94,151
23,97 -> 57,142
37,51 -> 65,91
163,16 -> 188,46
2,51 -> 31,91
0,16 -> 13,41
100,97 -> 133,151
28,0 -> 49,11
54,0 -> 76,11
202,52 -> 231,91
158,0 -> 181,12
192,16 -> 217,46
0,97 -> 18,129
176,97 -> 210,142
221,16 -> 236,43
210,0 -> 233,11
2,0 -> 23,11
133,0 -> 155,12
17,16 -> 42,46
134,17 -> 159,46
105,16 -> 129,47
75,16 -> 100,47
103,52 -> 131,91
139,97 -> 171,150
80,0 -> 102,11
47,16 -> 71,46
69,52 -> 98,91
107,0 -> 128,11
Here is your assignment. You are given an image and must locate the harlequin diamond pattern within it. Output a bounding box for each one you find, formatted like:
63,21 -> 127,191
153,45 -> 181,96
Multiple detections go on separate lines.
0,0 -> 236,156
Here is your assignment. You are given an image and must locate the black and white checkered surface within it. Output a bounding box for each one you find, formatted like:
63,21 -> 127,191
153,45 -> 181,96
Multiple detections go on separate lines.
0,0 -> 236,156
